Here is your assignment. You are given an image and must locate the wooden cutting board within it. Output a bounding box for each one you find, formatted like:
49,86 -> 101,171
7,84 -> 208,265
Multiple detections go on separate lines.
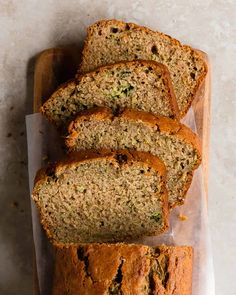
33,47 -> 211,294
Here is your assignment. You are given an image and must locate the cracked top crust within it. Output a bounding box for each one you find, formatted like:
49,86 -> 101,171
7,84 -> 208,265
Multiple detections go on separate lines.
52,243 -> 193,295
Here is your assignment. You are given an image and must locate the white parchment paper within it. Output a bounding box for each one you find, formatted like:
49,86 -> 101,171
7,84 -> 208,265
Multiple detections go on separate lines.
26,108 -> 215,295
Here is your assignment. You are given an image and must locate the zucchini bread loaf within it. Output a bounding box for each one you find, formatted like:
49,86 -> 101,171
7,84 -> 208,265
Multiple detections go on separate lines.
80,19 -> 207,117
66,107 -> 201,208
52,243 -> 193,295
41,60 -> 179,128
32,150 -> 169,245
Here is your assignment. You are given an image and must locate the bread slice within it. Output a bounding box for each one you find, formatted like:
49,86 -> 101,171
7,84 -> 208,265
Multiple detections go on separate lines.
41,60 -> 179,128
80,19 -> 208,117
52,243 -> 193,295
66,107 -> 201,208
32,150 -> 169,245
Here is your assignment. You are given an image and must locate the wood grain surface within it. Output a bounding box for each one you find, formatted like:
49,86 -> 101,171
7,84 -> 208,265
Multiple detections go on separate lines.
33,47 -> 210,294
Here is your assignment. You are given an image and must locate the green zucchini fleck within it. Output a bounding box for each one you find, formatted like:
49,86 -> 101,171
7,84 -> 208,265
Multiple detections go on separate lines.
150,212 -> 162,222
109,83 -> 134,99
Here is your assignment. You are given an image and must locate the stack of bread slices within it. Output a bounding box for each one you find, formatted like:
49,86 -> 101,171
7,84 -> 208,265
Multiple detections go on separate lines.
32,19 -> 207,295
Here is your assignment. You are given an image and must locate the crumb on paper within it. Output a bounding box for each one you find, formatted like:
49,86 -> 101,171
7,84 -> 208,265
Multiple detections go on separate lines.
39,130 -> 44,134
178,214 -> 188,221
6,132 -> 12,137
10,106 -> 14,111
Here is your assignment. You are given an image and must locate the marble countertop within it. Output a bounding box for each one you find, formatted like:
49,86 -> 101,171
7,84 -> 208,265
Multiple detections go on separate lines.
0,1 -> 235,294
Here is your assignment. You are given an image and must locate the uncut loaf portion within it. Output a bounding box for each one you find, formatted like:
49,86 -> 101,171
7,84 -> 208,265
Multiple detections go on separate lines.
66,107 -> 202,208
52,243 -> 193,295
41,60 -> 179,128
80,19 -> 207,117
32,150 -> 169,245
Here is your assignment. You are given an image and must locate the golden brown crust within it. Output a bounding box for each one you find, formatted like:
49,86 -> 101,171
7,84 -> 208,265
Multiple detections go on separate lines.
157,245 -> 193,295
52,243 -> 193,295
80,19 -> 208,117
32,149 -> 169,246
52,243 -> 151,295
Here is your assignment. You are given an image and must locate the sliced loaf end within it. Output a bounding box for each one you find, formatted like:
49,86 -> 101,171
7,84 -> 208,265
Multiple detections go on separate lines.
52,243 -> 193,295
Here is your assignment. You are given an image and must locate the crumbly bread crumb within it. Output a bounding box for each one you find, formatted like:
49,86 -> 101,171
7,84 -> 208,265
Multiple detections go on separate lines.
178,214 -> 188,221
41,60 -> 179,128
66,107 -> 201,207
32,150 -> 169,245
